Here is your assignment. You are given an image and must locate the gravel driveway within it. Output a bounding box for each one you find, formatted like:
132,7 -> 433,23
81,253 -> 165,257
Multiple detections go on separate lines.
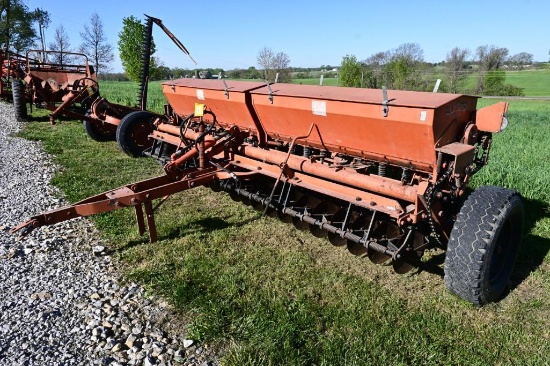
0,102 -> 218,366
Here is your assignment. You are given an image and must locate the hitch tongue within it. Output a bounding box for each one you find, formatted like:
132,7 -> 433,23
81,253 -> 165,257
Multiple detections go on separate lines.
9,219 -> 40,238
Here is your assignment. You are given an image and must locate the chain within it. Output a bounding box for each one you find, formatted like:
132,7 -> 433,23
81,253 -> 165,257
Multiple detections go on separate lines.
424,163 -> 454,245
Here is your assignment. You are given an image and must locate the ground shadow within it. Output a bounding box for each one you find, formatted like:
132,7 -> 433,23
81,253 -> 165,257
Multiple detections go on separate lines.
26,113 -> 83,124
417,197 -> 550,294
111,213 -> 262,254
508,197 -> 550,293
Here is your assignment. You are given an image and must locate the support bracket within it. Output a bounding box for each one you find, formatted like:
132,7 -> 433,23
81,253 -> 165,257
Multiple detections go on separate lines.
381,86 -> 395,117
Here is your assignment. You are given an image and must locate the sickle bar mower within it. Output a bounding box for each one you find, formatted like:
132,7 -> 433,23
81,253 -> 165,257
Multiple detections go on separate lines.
12,79 -> 523,305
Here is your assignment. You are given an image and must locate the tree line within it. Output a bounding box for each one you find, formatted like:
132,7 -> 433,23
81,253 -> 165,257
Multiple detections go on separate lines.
2,1 -> 548,96
338,43 -> 537,96
1,0 -> 114,75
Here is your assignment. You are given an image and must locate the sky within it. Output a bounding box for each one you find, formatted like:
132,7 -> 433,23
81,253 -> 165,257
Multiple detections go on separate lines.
27,0 -> 550,73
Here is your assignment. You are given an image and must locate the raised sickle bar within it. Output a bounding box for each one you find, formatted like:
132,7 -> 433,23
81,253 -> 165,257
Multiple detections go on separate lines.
10,167 -> 221,242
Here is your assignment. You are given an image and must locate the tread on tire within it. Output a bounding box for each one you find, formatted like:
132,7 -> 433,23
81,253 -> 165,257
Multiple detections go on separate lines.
444,185 -> 524,306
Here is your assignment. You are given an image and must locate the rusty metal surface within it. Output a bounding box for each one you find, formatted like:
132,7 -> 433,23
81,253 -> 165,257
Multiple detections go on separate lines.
162,80 -> 479,172
11,168 -> 221,242
164,78 -> 266,92
231,154 -> 405,216
240,144 -> 423,203
162,79 -> 266,135
250,83 -> 476,108
475,101 -> 509,132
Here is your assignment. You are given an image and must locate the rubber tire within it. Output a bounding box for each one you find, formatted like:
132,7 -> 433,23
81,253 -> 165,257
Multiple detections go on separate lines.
116,110 -> 156,157
83,119 -> 117,142
12,79 -> 27,122
444,186 -> 524,306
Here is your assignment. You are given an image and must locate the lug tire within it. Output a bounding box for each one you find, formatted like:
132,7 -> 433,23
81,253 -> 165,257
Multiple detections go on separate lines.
12,79 -> 27,122
444,186 -> 524,306
116,111 -> 156,157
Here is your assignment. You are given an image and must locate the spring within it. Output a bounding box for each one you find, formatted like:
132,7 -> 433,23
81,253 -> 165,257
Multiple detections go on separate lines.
378,162 -> 387,177
303,147 -> 311,158
401,168 -> 411,183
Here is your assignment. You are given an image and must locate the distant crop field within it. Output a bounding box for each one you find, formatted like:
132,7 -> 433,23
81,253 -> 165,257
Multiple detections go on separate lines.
291,77 -> 339,86
502,70 -> 550,96
462,69 -> 550,96
99,69 -> 550,106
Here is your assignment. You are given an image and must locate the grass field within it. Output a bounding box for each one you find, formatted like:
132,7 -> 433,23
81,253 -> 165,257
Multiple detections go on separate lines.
454,69 -> 550,96
501,69 -> 550,96
294,70 -> 550,96
98,69 -> 550,108
19,90 -> 550,364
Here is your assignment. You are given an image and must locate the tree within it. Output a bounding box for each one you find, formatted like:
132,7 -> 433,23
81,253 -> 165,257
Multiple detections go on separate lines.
243,66 -> 261,79
475,45 -> 508,93
148,57 -> 171,80
0,1 -> 48,54
33,7 -> 49,58
339,55 -> 362,87
48,25 -> 73,65
508,52 -> 533,70
392,42 -> 423,66
364,51 -> 390,88
227,68 -> 243,79
445,47 -> 470,93
257,46 -> 291,82
79,13 -> 114,75
118,15 -> 156,82
362,43 -> 425,91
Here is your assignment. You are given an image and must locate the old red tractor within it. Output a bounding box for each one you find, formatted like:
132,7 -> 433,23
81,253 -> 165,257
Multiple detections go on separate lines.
12,79 -> 523,306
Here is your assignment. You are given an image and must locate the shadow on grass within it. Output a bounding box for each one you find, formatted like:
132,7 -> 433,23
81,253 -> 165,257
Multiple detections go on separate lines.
111,214 -> 262,254
28,113 -> 83,124
417,197 -> 550,297
509,198 -> 550,292
23,104 -> 88,124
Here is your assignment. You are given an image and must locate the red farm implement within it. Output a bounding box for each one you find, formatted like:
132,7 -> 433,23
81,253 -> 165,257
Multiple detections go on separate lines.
12,78 -> 523,306
9,15 -> 195,151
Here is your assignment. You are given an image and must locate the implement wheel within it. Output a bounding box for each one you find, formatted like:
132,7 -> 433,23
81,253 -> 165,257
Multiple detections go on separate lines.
116,111 -> 157,157
444,186 -> 524,306
12,79 -> 27,122
83,118 -> 117,142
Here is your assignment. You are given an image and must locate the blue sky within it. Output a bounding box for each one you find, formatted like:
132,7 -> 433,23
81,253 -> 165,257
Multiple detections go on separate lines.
28,0 -> 549,72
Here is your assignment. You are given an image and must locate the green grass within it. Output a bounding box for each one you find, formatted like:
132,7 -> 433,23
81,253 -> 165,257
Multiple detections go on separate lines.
99,80 -> 166,114
462,69 -> 550,96
501,70 -> 550,96
291,77 -> 339,86
98,69 -> 550,105
18,99 -> 550,365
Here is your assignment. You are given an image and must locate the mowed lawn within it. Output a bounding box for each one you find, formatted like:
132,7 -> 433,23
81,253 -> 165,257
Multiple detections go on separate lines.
19,84 -> 550,364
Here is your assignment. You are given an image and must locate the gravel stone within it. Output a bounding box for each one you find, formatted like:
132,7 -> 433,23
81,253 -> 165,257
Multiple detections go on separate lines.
0,102 -> 220,365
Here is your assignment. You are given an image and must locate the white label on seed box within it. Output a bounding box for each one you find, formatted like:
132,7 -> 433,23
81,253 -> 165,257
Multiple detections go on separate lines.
312,100 -> 326,116
196,89 -> 205,100
420,110 -> 427,121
